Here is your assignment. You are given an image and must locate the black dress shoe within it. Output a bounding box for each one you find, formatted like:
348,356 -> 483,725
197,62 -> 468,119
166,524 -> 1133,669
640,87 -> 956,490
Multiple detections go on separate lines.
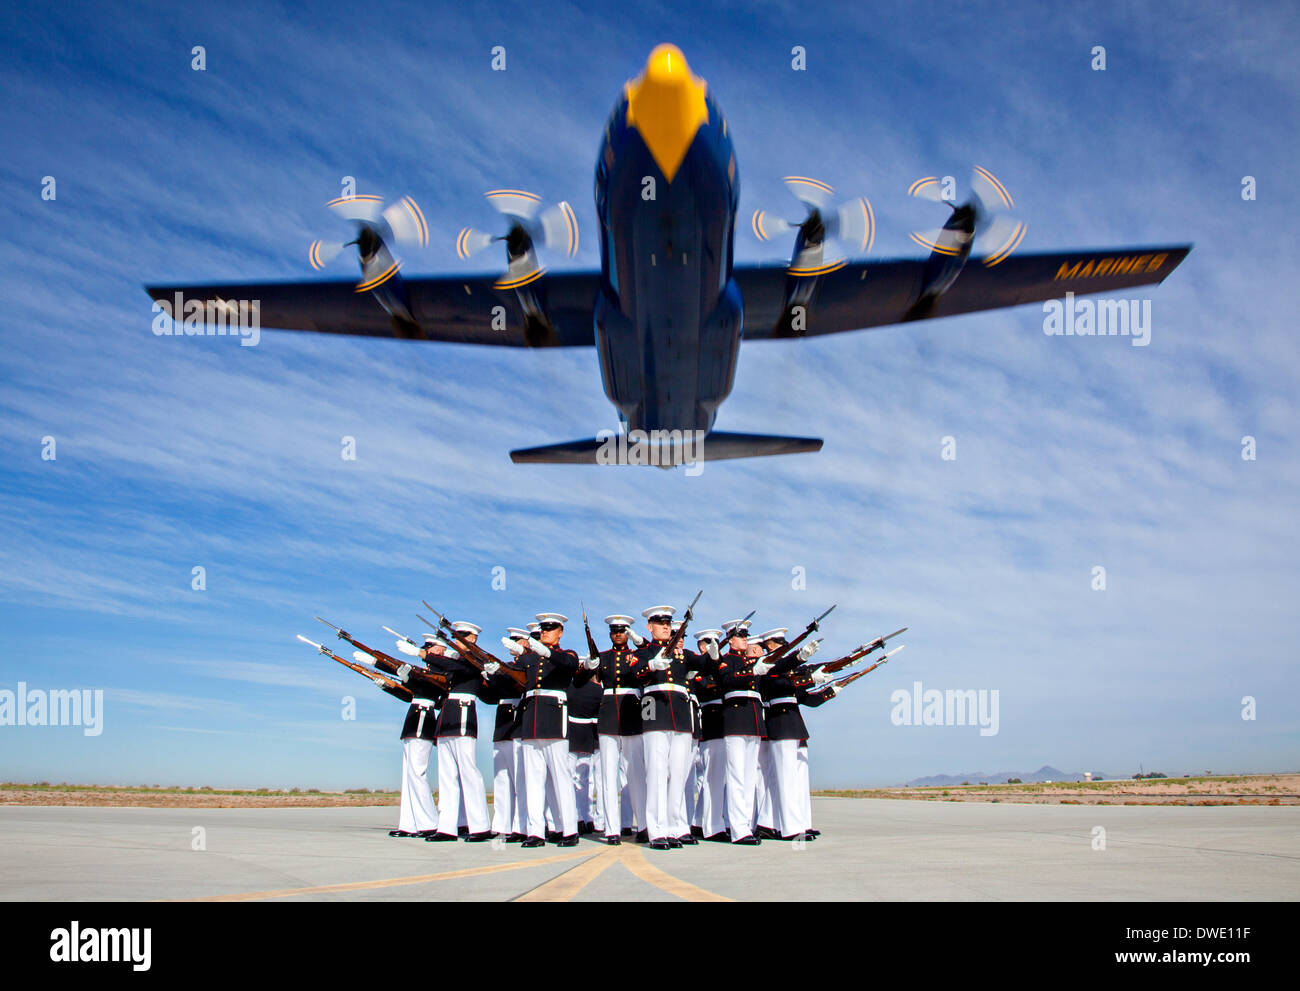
806,829 -> 821,837
388,829 -> 417,837
415,829 -> 440,838
780,833 -> 805,841
635,830 -> 649,844
801,831 -> 817,841
506,832 -> 525,843
647,839 -> 673,850
621,827 -> 636,837
704,832 -> 729,843
520,836 -> 546,848
556,834 -> 580,847
733,835 -> 761,845
465,831 -> 494,842
457,826 -> 470,837
755,825 -> 780,840
424,832 -> 458,842
545,830 -> 562,842
578,821 -> 595,835
676,834 -> 698,845
690,825 -> 704,838
666,837 -> 682,848
603,835 -> 622,845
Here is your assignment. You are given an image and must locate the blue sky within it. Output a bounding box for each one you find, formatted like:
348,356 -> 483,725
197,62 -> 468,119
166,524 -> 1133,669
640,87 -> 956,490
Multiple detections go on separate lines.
0,0 -> 1296,788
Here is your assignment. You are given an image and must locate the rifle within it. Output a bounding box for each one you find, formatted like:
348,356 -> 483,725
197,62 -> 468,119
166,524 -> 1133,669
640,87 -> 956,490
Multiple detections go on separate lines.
297,634 -> 413,702
315,617 -> 414,675
656,590 -> 703,658
581,602 -> 602,660
760,604 -> 836,670
383,625 -> 425,658
419,604 -> 527,689
817,628 -> 908,676
803,644 -> 905,690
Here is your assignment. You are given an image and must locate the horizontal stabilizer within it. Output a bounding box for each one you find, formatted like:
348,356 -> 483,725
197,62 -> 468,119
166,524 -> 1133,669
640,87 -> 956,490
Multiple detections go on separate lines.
509,431 -> 824,466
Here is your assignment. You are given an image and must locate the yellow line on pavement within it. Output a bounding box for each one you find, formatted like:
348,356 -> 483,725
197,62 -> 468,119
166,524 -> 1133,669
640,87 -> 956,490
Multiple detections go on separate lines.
620,845 -> 734,902
512,846 -> 619,901
175,851 -> 591,902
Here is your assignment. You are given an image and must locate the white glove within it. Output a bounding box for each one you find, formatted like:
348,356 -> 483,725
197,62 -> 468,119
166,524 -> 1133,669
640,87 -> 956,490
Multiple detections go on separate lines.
396,640 -> 421,657
501,636 -> 524,656
649,650 -> 671,671
352,650 -> 372,664
811,668 -> 833,685
395,663 -> 412,682
583,655 -> 600,670
525,636 -> 552,658
444,648 -> 459,660
830,684 -> 842,696
628,630 -> 646,646
705,641 -> 719,661
798,640 -> 821,662
483,660 -> 500,676
685,670 -> 698,681
753,660 -> 773,676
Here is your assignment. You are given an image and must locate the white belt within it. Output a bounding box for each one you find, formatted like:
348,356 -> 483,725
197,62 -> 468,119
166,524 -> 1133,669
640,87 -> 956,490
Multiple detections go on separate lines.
524,689 -> 568,700
644,683 -> 690,695
725,690 -> 762,702
569,716 -> 597,724
768,696 -> 798,706
700,700 -> 722,707
445,693 -> 477,703
498,698 -> 520,706
603,687 -> 641,696
410,698 -> 437,709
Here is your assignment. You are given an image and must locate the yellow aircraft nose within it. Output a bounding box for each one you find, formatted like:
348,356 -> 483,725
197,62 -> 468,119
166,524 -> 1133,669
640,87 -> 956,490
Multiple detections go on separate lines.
625,44 -> 709,183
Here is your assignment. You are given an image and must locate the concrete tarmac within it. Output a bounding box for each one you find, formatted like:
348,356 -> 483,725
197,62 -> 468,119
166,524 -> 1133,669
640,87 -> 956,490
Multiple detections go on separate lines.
1,798 -> 1296,901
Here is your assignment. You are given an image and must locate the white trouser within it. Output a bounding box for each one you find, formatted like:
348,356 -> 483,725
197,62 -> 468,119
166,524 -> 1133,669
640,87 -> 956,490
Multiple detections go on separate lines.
573,751 -> 599,826
620,763 -> 634,826
436,736 -> 489,834
513,737 -> 530,833
755,739 -> 772,826
544,763 -> 560,833
598,734 -> 646,837
492,740 -> 518,835
767,739 -> 802,836
523,739 -> 577,838
399,738 -> 438,833
724,735 -> 761,842
643,730 -> 694,840
797,743 -> 813,829
686,743 -> 702,828
698,738 -> 728,836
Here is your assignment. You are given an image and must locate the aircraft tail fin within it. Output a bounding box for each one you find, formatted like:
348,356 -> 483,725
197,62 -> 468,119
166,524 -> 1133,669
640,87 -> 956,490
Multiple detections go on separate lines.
509,431 -> 823,466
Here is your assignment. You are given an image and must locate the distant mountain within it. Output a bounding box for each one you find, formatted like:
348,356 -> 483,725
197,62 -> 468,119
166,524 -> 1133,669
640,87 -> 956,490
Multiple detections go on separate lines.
905,765 -> 1105,787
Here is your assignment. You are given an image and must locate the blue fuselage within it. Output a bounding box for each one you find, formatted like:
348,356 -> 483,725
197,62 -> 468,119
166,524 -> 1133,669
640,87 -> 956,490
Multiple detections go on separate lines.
593,91 -> 742,434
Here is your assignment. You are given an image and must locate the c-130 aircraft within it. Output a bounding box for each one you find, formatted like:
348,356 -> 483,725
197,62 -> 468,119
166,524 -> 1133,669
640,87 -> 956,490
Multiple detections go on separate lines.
147,44 -> 1189,465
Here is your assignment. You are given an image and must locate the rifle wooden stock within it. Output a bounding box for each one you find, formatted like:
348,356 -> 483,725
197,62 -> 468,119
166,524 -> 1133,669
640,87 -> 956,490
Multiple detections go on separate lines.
321,647 -> 413,702
423,612 -> 528,690
762,609 -> 831,669
582,611 -> 602,661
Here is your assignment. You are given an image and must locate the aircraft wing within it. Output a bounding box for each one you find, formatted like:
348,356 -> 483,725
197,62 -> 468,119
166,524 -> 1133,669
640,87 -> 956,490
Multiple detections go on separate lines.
144,270 -> 604,348
735,245 -> 1191,340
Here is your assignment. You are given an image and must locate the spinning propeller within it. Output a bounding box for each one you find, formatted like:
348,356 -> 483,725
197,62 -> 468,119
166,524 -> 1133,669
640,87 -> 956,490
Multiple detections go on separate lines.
907,166 -> 1025,267
455,190 -> 579,290
307,194 -> 429,291
751,176 -> 875,275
